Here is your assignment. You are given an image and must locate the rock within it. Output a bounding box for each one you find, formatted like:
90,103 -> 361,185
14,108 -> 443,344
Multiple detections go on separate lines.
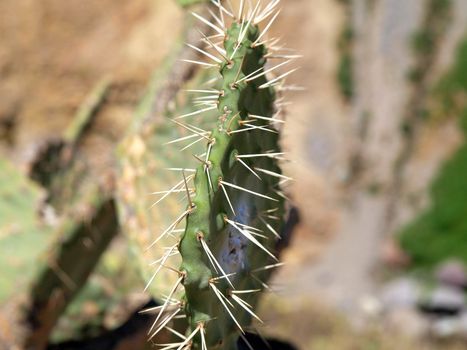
359,295 -> 383,317
459,312 -> 467,337
431,312 -> 467,338
386,308 -> 430,338
380,277 -> 420,309
436,259 -> 467,289
418,286 -> 466,316
431,317 -> 460,338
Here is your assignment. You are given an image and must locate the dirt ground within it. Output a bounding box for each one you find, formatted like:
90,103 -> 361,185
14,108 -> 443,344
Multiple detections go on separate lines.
0,0 -> 182,167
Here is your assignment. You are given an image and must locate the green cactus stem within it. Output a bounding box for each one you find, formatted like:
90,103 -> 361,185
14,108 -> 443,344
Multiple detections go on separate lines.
148,2 -> 296,349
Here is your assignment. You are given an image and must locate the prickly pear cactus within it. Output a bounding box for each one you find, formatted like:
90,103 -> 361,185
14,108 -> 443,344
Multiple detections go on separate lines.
147,2 -> 296,349
0,158 -> 52,303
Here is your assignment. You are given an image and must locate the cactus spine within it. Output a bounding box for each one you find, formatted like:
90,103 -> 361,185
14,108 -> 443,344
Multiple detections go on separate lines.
150,1 -> 296,349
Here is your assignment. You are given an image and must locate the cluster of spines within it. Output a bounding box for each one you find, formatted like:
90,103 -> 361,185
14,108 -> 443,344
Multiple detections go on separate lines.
145,1 -> 300,349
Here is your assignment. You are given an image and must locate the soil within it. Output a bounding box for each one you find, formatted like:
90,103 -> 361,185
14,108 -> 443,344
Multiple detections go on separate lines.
0,0 -> 183,167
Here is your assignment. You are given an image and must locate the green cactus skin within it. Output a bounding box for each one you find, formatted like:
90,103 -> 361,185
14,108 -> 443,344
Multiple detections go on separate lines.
150,3 -> 294,348
179,24 -> 284,350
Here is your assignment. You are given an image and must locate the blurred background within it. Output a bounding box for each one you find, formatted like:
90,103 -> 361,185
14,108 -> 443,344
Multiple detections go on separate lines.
1,0 -> 467,349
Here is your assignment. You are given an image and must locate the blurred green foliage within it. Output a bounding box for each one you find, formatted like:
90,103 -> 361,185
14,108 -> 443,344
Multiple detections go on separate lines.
408,0 -> 452,83
435,39 -> 467,121
399,36 -> 467,268
411,0 -> 451,57
337,5 -> 353,101
338,52 -> 353,100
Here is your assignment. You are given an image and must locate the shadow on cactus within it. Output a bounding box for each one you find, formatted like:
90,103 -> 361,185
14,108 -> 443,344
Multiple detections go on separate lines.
144,1 -> 298,349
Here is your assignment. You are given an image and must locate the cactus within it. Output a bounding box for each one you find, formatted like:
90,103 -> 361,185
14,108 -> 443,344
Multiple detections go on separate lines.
29,78 -> 111,208
146,1 -> 297,349
0,158 -> 53,303
24,79 -> 120,349
0,157 -> 54,347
